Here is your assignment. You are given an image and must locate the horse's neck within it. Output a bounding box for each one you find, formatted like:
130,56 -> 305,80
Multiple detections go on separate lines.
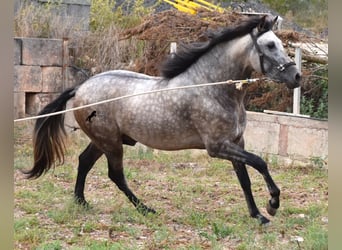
183,35 -> 254,84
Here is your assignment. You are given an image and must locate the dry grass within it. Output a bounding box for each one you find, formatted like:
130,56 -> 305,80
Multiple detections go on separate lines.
70,25 -> 144,75
14,1 -> 83,39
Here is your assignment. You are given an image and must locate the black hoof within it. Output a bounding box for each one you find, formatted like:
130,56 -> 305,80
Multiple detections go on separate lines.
136,204 -> 156,216
74,197 -> 90,208
256,214 -> 270,225
266,201 -> 277,216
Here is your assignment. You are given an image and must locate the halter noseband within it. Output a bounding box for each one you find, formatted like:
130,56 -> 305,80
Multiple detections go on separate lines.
250,31 -> 296,75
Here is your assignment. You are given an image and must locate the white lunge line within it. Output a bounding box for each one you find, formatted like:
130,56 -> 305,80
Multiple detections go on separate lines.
14,78 -> 261,123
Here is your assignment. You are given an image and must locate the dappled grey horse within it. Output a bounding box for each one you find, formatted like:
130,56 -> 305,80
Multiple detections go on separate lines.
25,15 -> 301,224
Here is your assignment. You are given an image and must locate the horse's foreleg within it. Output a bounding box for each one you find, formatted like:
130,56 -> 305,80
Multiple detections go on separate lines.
232,160 -> 270,224
74,142 -> 103,206
105,151 -> 156,215
207,140 -> 279,224
244,153 -> 280,217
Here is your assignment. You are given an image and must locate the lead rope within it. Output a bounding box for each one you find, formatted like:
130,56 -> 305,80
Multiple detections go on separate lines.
13,77 -> 263,123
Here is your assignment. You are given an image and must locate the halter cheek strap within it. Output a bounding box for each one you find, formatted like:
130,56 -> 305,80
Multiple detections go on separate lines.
250,31 -> 266,74
250,32 -> 296,75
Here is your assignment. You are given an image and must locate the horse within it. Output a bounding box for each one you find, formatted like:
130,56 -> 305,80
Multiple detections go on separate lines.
25,15 -> 301,225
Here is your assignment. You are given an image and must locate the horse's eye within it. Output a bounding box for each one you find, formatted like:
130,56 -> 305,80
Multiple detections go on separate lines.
267,42 -> 275,49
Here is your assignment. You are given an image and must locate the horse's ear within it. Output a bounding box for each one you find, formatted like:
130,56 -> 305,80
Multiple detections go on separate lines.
257,15 -> 275,33
257,15 -> 268,33
272,16 -> 278,27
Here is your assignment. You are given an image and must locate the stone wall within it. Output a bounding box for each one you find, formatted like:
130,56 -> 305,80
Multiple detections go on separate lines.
14,0 -> 91,31
14,37 -> 86,118
244,111 -> 328,167
14,0 -> 90,118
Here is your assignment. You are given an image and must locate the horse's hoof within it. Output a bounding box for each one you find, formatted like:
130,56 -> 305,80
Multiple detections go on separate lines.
256,214 -> 270,225
137,204 -> 156,216
74,197 -> 90,208
266,201 -> 277,216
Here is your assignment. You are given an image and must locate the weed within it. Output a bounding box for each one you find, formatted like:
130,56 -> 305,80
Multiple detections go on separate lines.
302,224 -> 328,249
211,221 -> 233,239
310,156 -> 326,168
36,241 -> 63,250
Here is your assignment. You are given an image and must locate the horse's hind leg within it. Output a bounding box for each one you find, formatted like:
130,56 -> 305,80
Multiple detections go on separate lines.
74,142 -> 103,206
105,149 -> 156,215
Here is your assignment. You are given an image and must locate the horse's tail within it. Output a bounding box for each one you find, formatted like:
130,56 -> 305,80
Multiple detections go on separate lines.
23,87 -> 77,179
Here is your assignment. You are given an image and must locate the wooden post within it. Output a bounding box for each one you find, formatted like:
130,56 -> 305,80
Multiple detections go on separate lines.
293,47 -> 302,115
170,42 -> 177,54
62,37 -> 69,91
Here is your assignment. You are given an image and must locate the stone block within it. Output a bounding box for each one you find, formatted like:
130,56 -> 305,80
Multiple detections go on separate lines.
14,92 -> 25,119
26,93 -> 60,115
244,120 -> 280,155
67,3 -> 90,17
42,67 -> 63,92
287,127 -> 328,158
60,16 -> 89,31
50,3 -> 68,17
21,38 -> 63,66
14,65 -> 42,92
14,38 -> 22,65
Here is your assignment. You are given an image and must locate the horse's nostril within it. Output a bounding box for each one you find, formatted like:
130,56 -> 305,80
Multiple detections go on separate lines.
295,73 -> 301,82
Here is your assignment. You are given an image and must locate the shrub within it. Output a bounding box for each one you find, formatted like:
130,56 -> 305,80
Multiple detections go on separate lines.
300,64 -> 328,119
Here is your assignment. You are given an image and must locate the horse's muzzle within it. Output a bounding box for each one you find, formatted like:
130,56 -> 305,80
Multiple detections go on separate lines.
284,65 -> 301,89
293,72 -> 301,88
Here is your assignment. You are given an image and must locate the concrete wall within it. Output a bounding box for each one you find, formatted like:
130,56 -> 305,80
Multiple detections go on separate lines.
244,111 -> 328,167
14,37 -> 86,118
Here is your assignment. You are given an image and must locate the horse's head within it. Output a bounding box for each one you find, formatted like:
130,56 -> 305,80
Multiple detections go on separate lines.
250,15 -> 301,89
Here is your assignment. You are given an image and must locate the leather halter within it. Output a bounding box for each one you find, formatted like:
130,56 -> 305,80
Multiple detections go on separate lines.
250,31 -> 296,75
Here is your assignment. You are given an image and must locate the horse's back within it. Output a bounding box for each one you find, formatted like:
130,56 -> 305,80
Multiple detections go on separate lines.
93,70 -> 161,81
72,70 -> 206,151
74,70 -> 160,104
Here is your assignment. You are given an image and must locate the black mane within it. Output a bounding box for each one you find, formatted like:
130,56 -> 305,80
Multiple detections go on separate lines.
160,16 -> 265,79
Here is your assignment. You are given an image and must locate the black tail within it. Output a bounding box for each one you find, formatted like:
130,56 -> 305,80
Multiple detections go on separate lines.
23,87 -> 76,179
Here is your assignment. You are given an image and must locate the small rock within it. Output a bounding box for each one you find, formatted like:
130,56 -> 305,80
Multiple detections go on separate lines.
321,217 -> 328,224
291,236 -> 304,242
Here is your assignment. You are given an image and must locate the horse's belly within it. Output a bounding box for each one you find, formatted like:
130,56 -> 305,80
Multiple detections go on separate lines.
122,121 -> 205,150
136,134 -> 205,151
